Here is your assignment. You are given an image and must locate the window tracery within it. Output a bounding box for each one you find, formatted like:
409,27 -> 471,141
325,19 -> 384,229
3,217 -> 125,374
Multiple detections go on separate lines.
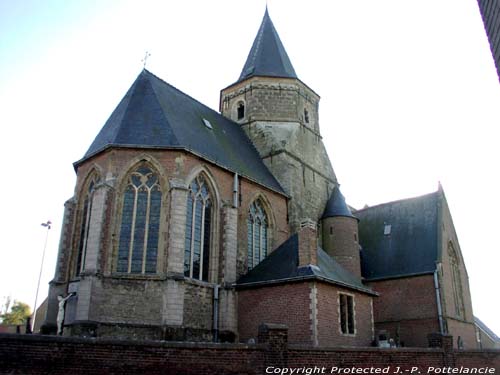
75,174 -> 100,275
117,165 -> 162,274
247,199 -> 269,270
184,175 -> 212,281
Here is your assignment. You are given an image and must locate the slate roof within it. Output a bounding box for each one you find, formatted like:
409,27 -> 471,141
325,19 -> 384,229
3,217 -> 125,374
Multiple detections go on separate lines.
322,186 -> 358,220
238,8 -> 298,82
75,69 -> 285,195
355,192 -> 439,281
237,234 -> 376,295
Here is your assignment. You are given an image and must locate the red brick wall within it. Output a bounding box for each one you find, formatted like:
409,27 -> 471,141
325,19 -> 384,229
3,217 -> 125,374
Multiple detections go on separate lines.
74,148 -> 289,280
1,333 -> 498,374
316,283 -> 373,347
238,283 -> 313,345
366,275 -> 440,347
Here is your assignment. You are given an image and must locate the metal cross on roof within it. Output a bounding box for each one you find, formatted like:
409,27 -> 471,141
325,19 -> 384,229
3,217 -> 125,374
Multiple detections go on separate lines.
141,51 -> 151,69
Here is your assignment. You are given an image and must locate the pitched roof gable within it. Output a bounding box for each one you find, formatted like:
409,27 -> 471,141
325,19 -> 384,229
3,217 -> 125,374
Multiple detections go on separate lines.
76,70 -> 285,194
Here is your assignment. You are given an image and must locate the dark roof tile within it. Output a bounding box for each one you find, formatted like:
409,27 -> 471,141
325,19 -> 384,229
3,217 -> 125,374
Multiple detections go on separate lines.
238,9 -> 297,82
356,192 -> 439,280
76,70 -> 285,194
322,186 -> 357,220
237,234 -> 375,295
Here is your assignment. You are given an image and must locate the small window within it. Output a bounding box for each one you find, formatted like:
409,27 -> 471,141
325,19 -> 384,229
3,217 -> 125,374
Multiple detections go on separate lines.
330,226 -> 333,235
354,233 -> 358,242
384,224 -> 391,235
304,108 -> 309,124
339,294 -> 355,335
237,102 -> 245,120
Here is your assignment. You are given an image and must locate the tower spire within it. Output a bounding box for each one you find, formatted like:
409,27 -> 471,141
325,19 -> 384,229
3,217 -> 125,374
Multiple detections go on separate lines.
238,8 -> 297,82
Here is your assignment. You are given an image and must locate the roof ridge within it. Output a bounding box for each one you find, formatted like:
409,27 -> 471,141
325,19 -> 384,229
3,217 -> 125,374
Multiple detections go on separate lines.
143,69 -> 222,119
354,190 -> 439,213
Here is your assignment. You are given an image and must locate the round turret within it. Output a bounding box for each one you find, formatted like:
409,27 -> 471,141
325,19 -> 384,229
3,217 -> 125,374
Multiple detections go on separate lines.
321,186 -> 361,278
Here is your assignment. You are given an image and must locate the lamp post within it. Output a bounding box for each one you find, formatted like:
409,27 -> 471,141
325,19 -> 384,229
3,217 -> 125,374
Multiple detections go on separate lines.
32,220 -> 51,333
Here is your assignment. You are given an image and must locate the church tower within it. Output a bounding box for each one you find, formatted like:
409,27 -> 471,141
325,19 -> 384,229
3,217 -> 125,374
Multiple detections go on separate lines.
220,9 -> 337,230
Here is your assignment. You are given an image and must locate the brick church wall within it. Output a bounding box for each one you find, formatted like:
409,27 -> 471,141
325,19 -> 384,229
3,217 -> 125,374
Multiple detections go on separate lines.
366,274 -> 440,347
437,193 -> 477,349
316,283 -> 373,347
238,283 -> 313,345
1,333 -> 498,374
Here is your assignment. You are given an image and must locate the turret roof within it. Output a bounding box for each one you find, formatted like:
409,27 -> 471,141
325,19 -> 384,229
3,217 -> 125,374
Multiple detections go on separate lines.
322,186 -> 357,220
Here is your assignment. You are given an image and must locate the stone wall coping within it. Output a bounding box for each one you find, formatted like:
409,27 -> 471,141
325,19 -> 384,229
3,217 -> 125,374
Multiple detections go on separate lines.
0,333 -> 264,350
288,344 -> 500,354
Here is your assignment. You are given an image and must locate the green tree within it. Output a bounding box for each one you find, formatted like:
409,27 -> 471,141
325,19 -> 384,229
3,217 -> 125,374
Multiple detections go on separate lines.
0,300 -> 31,325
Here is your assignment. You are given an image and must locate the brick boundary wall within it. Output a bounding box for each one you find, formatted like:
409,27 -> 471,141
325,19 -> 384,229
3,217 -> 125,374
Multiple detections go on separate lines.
0,326 -> 498,374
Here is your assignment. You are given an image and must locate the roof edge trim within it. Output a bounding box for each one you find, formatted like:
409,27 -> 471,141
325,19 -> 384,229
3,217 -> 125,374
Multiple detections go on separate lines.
235,274 -> 377,296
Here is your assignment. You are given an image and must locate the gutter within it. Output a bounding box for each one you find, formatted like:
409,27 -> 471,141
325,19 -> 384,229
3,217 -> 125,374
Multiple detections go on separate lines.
434,266 -> 445,334
235,274 -> 378,296
213,284 -> 219,342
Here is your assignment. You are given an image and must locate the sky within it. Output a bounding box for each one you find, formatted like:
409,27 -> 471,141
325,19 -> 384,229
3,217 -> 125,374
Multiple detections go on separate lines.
0,0 -> 498,335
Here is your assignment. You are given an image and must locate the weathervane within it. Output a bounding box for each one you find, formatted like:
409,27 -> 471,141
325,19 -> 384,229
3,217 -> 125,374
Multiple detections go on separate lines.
142,51 -> 151,69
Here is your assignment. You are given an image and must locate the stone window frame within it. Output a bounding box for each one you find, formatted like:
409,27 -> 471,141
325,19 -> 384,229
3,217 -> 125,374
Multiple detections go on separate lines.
338,291 -> 356,336
72,169 -> 101,278
112,156 -> 169,277
448,241 -> 465,319
182,168 -> 221,284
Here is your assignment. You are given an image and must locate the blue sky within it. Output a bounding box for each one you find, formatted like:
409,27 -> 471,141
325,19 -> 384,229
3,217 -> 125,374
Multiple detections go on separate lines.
0,0 -> 499,335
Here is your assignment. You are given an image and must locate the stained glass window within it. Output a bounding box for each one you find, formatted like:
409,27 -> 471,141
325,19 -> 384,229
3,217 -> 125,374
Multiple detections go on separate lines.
247,199 -> 268,270
184,175 -> 212,281
75,176 -> 100,276
117,165 -> 162,274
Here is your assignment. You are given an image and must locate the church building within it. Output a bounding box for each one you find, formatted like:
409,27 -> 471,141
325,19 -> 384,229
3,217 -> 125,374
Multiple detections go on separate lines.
42,9 -> 478,349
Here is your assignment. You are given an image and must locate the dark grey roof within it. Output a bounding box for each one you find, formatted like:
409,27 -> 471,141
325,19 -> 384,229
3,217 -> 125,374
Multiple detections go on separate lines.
474,316 -> 500,342
238,8 -> 298,82
322,186 -> 357,220
356,192 -> 439,281
237,234 -> 375,295
76,70 -> 285,194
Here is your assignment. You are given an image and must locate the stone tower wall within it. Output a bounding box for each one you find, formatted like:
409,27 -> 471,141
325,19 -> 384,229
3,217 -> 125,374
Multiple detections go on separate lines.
221,77 -> 337,230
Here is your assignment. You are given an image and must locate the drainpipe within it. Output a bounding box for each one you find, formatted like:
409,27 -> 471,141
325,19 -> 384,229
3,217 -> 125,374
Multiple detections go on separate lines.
233,173 -> 239,208
434,266 -> 445,334
213,284 -> 219,342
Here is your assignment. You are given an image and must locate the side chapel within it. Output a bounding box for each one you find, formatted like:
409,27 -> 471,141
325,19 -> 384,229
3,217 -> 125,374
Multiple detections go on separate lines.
43,9 -> 478,348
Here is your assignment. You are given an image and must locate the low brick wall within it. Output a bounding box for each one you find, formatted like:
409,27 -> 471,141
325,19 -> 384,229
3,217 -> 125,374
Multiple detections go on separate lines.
0,329 -> 498,374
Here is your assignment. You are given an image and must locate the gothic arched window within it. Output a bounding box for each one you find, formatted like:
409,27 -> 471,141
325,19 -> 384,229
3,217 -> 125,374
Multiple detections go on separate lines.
184,175 -> 212,281
247,199 -> 269,270
117,165 -> 162,274
448,242 -> 465,318
75,174 -> 100,276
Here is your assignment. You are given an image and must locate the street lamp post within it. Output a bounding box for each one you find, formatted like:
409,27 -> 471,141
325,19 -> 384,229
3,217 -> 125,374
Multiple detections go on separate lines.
32,220 -> 51,333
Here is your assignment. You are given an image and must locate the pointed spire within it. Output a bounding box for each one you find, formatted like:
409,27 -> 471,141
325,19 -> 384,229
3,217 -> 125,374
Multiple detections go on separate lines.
238,8 -> 298,82
322,186 -> 357,220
